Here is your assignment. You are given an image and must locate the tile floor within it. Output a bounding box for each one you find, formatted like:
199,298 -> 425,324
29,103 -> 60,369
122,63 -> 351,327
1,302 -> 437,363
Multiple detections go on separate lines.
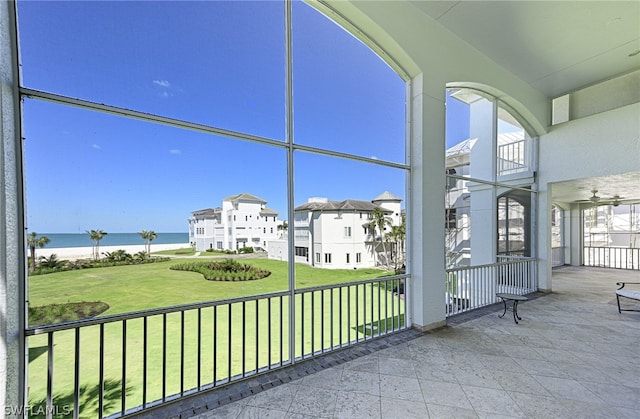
148,266 -> 640,418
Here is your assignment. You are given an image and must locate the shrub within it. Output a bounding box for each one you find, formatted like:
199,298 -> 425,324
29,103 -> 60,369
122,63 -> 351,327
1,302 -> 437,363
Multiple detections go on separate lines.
38,254 -> 67,269
170,259 -> 271,281
103,249 -> 133,262
238,246 -> 254,254
134,251 -> 150,261
29,255 -> 171,275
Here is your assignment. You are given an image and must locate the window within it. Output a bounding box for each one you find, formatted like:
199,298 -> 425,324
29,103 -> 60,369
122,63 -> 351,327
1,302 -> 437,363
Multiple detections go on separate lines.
446,168 -> 457,190
497,190 -> 531,257
497,104 -> 531,177
346,253 -> 350,263
446,208 -> 457,229
551,205 -> 563,249
18,1 -> 407,414
344,226 -> 352,237
356,253 -> 362,263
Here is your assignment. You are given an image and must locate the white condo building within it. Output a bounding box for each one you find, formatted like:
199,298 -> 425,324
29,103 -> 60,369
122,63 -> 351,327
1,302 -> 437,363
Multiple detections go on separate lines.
189,193 -> 280,252
269,192 -> 403,270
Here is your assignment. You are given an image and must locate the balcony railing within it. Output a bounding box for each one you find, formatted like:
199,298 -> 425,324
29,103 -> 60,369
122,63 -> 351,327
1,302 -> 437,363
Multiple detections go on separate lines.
25,276 -> 406,418
445,258 -> 537,316
552,246 -> 565,267
497,139 -> 527,176
583,246 -> 640,270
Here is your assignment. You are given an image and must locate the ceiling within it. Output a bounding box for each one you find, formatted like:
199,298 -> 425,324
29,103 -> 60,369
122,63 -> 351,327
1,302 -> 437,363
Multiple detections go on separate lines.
552,173 -> 640,206
410,1 -> 640,98
412,1 -> 640,206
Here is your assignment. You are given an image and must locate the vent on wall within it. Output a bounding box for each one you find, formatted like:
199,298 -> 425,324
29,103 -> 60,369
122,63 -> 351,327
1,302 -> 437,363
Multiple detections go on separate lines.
551,95 -> 570,125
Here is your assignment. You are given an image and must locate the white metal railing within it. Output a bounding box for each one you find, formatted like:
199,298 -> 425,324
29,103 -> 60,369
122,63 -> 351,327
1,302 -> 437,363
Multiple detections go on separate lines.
552,246 -> 565,267
583,247 -> 640,270
497,139 -> 527,176
445,258 -> 537,316
25,276 -> 406,418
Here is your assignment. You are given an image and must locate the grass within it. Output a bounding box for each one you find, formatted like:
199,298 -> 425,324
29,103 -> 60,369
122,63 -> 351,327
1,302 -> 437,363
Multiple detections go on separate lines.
28,302 -> 109,327
151,247 -> 196,256
28,258 -> 388,315
26,258 -> 403,417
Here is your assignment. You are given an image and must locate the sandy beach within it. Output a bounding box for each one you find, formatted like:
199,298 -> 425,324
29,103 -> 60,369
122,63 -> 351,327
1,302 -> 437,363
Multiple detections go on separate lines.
36,243 -> 192,260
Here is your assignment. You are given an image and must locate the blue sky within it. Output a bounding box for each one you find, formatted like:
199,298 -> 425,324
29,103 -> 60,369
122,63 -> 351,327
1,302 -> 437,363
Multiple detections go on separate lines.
19,1 -> 469,233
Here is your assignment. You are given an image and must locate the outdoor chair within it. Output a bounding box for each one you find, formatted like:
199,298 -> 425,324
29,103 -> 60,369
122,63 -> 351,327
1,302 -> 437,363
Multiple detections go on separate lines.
615,282 -> 640,313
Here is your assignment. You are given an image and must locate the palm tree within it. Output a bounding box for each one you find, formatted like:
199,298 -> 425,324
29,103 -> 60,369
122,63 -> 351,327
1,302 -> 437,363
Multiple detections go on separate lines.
370,207 -> 392,269
86,229 -> 107,260
388,213 -> 406,271
139,230 -> 157,254
27,232 -> 50,271
277,221 -> 288,238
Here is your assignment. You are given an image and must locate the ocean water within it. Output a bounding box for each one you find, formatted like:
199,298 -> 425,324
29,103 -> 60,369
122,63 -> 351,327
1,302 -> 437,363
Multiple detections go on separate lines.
37,233 -> 189,248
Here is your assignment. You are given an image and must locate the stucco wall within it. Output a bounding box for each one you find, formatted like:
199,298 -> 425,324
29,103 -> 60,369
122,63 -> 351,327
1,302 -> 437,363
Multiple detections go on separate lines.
539,103 -> 640,183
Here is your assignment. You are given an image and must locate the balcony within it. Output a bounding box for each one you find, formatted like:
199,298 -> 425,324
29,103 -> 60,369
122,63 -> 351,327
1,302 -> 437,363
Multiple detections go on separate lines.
140,266 -> 639,418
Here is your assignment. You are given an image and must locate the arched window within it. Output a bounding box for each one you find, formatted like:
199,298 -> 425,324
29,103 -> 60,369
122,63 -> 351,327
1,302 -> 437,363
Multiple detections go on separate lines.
446,87 -> 537,266
18,2 -> 408,414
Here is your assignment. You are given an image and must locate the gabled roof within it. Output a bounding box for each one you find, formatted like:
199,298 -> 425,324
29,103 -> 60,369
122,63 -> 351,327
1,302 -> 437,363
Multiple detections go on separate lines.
372,191 -> 402,202
295,199 -> 391,214
223,193 -> 267,204
259,208 -> 279,216
446,138 -> 476,158
192,208 -> 222,217
446,132 -> 525,159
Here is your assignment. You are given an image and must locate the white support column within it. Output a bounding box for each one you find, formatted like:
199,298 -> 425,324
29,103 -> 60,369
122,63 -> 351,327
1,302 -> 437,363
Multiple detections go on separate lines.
537,184 -> 551,292
1,0 -> 26,414
570,205 -> 583,266
562,205 -> 571,265
408,74 -> 446,331
469,99 -> 497,265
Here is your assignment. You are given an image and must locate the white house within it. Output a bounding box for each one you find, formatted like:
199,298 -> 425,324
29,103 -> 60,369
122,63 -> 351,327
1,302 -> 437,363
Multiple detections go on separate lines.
189,193 -> 280,252
269,192 -> 403,270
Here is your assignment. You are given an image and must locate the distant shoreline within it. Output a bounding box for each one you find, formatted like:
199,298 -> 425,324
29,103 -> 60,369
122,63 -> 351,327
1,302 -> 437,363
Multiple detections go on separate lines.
31,232 -> 188,249
35,243 -> 191,261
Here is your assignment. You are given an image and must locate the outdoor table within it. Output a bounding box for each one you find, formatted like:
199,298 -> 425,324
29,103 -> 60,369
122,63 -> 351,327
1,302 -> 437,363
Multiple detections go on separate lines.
496,293 -> 528,324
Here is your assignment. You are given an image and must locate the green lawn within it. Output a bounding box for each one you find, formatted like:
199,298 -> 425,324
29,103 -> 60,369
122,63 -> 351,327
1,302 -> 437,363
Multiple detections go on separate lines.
28,258 -> 389,315
26,258 -> 404,418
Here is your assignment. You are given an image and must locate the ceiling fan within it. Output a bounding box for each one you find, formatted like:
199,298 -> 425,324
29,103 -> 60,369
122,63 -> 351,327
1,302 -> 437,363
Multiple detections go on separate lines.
576,190 -> 635,207
575,189 -> 601,204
